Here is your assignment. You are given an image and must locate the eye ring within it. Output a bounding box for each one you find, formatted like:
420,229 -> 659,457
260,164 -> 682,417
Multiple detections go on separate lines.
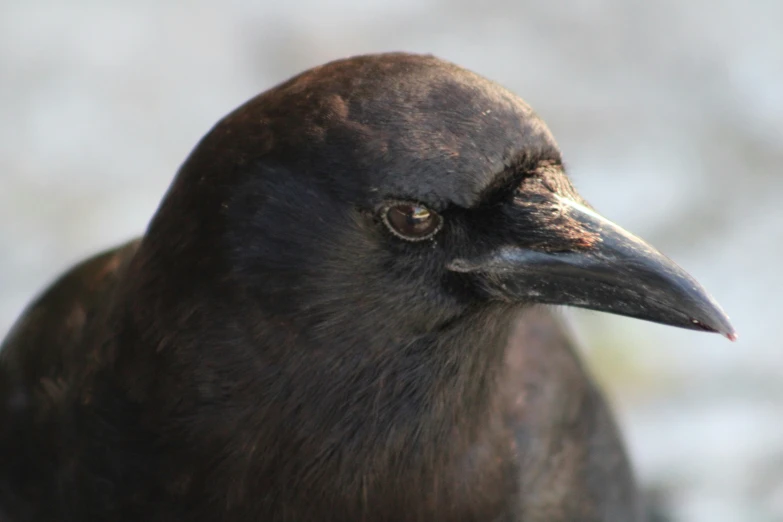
380,201 -> 443,242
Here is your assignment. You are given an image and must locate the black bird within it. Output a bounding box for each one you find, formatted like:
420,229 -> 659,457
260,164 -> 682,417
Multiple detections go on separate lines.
0,53 -> 734,522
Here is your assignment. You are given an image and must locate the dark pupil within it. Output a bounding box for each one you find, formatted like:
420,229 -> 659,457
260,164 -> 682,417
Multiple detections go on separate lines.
387,205 -> 436,237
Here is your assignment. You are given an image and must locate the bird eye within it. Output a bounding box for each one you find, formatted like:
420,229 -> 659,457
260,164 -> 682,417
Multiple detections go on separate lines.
382,202 -> 442,241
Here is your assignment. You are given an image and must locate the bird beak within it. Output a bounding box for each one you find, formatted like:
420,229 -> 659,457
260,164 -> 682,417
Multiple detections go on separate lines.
447,194 -> 737,340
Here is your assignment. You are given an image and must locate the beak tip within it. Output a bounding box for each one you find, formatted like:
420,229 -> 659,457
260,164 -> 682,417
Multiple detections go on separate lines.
714,312 -> 739,343
692,312 -> 737,342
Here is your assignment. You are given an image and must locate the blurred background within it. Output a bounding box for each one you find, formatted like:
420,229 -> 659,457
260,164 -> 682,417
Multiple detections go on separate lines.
1,1 -> 780,520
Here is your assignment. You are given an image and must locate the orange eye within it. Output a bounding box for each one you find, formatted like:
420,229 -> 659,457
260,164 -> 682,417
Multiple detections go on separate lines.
382,203 -> 442,241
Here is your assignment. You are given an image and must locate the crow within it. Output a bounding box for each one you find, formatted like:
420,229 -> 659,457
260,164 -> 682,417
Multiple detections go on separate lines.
0,52 -> 735,522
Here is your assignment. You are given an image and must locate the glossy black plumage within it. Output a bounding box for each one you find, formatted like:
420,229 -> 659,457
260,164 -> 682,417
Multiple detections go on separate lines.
0,53 -> 733,522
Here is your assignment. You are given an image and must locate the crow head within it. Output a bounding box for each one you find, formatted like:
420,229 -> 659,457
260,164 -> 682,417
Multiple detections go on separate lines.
144,52 -> 735,345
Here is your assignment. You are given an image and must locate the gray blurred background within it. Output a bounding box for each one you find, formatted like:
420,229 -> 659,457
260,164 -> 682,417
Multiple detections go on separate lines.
1,1 -> 780,520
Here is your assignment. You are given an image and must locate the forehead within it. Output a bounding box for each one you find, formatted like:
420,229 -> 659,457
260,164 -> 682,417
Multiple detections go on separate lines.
232,53 -> 561,208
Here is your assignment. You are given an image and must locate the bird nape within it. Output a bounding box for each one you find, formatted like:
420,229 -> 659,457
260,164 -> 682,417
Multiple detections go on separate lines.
0,53 -> 734,522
